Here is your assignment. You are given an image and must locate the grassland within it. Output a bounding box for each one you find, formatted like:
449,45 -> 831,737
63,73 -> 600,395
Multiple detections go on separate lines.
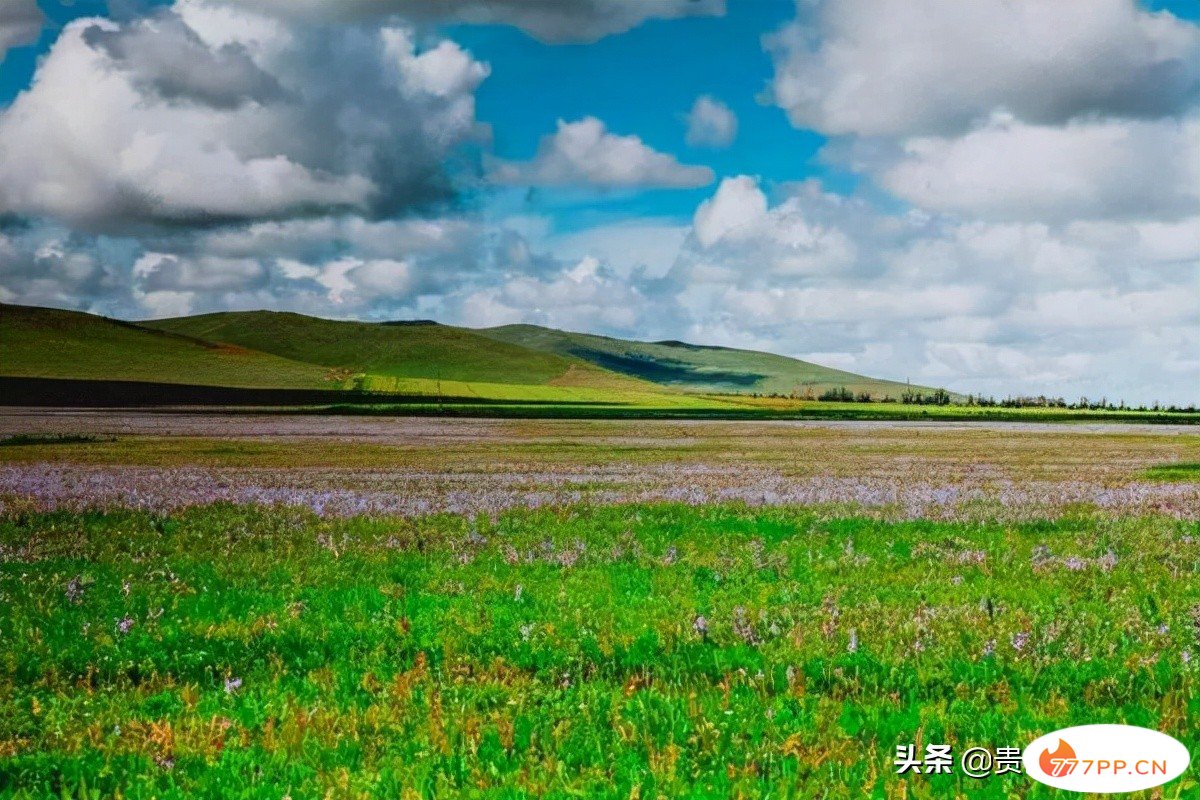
6,305 -> 1194,424
479,324 -> 930,398
348,376 -> 724,409
3,504 -> 1199,799
1143,463 -> 1200,482
2,414 -> 1199,797
5,305 -> 977,411
144,311 -> 655,392
0,305 -> 333,389
307,398 -> 1200,424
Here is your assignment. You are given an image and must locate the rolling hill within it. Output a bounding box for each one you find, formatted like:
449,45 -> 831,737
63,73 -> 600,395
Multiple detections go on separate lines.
479,324 -> 928,399
142,311 -> 658,393
2,304 -> 947,405
0,303 -> 333,388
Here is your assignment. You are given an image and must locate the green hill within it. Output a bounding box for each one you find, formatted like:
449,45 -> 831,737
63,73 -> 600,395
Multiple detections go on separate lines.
2,304 -> 947,404
0,303 -> 332,388
142,310 -> 656,392
478,324 -> 935,399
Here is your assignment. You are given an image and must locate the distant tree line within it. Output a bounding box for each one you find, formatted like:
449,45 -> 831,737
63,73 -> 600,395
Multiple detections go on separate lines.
743,386 -> 1198,412
749,386 -> 954,404
962,394 -> 1199,413
813,386 -> 953,405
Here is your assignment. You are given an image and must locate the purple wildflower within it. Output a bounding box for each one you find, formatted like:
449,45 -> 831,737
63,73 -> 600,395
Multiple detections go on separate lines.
65,575 -> 87,605
732,606 -> 761,645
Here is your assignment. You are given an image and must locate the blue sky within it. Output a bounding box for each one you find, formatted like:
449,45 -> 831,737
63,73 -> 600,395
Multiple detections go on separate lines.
0,0 -> 1197,403
447,0 -> 826,231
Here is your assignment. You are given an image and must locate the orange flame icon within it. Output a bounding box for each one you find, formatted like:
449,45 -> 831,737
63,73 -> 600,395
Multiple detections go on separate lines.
1039,739 -> 1078,777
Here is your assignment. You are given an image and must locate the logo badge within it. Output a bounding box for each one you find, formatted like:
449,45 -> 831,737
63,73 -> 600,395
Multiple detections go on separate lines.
1024,724 -> 1190,793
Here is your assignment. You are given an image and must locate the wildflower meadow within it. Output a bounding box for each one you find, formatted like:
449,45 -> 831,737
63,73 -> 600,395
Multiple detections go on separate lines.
1,414 -> 1198,798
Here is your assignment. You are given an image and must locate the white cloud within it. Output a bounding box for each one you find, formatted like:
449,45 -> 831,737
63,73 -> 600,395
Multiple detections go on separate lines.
692,176 -> 768,247
129,249 -> 415,314
0,0 -> 42,62
80,12 -> 286,109
206,0 -> 724,44
338,258 -> 413,302
659,176 -> 1200,403
0,4 -> 488,229
686,95 -> 737,148
874,115 -> 1200,223
456,255 -> 643,331
131,251 -> 269,316
0,225 -> 115,312
488,117 -> 714,189
767,0 -> 1200,137
133,252 -> 266,292
543,219 -> 689,280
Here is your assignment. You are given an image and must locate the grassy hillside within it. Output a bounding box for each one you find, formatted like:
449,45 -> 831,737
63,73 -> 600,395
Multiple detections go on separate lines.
0,304 -> 333,388
144,310 -> 660,392
479,324 -> 935,398
3,304 -> 954,408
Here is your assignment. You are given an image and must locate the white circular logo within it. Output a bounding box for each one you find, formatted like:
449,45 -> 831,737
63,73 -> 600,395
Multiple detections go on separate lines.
1023,724 -> 1190,793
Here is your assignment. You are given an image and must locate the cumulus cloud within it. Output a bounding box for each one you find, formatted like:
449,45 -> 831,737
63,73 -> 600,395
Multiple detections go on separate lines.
659,176 -> 1200,403
3,0 -> 1196,406
767,0 -> 1200,137
766,0 -> 1200,233
542,220 -> 690,280
132,252 -> 270,316
458,255 -> 643,331
206,0 -> 724,44
0,223 -> 121,311
691,177 -> 858,273
0,210 -> 484,320
873,115 -> 1200,223
686,95 -> 737,147
692,176 -> 768,247
0,3 -> 489,230
81,13 -> 287,110
489,117 -> 714,189
0,0 -> 43,62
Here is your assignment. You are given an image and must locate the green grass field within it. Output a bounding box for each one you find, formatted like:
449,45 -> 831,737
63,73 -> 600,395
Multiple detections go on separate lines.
2,504 -> 1198,799
1,414 -> 1199,797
